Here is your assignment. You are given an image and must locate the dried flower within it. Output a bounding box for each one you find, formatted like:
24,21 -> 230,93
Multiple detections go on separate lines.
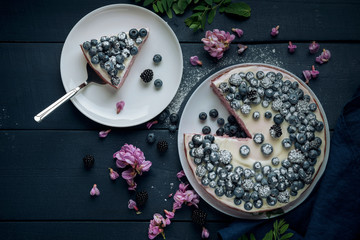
288,41 -> 297,53
176,170 -> 185,179
109,168 -> 119,180
316,49 -> 331,64
303,70 -> 312,84
309,41 -> 320,54
310,65 -> 319,78
128,199 -> 141,214
201,29 -> 235,60
232,28 -> 244,38
146,120 -> 158,129
271,25 -> 279,37
90,184 -> 100,196
99,129 -> 111,138
237,44 -> 248,54
173,183 -> 199,210
202,227 -> 210,239
190,56 -> 202,66
116,101 -> 125,114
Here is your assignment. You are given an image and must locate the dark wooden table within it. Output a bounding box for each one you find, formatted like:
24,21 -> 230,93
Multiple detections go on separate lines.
1,0 -> 360,239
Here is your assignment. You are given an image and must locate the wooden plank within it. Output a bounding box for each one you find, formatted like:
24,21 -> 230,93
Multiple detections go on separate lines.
0,0 -> 360,42
0,43 -> 358,130
0,130 -> 232,221
0,221 -> 228,240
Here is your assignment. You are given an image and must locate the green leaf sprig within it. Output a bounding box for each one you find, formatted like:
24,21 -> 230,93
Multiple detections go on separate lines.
238,219 -> 294,240
135,0 -> 251,31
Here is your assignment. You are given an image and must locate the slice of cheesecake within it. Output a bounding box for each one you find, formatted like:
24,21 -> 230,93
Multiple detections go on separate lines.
80,28 -> 149,89
183,64 -> 327,213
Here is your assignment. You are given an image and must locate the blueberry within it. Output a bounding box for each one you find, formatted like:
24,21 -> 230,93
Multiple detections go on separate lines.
315,121 -> 324,132
256,71 -> 265,79
129,28 -> 139,39
261,143 -> 273,155
153,54 -> 162,63
102,41 -> 110,51
276,72 -> 283,81
154,79 -> 163,89
287,125 -> 297,134
296,133 -> 307,144
89,47 -> 97,57
202,126 -> 211,134
169,113 -> 179,124
253,111 -> 260,120
215,187 -> 225,197
227,115 -> 237,124
209,109 -> 218,118
239,82 -> 248,95
216,128 -> 224,136
282,138 -> 292,149
242,192 -> 251,202
289,93 -> 299,105
304,95 -> 311,102
291,81 -> 299,89
204,135 -> 215,143
271,157 -> 280,166
91,55 -> 100,64
273,114 -> 284,125
266,196 -> 277,206
130,46 -> 138,55
264,111 -> 272,119
282,159 -> 291,168
168,125 -> 177,133
245,72 -> 255,81
217,118 -> 225,126
253,133 -> 264,144
239,145 -> 250,157
265,88 -> 274,98
199,112 -> 207,120
138,28 -> 148,37
83,41 -> 91,50
234,198 -> 242,205
146,133 -> 156,144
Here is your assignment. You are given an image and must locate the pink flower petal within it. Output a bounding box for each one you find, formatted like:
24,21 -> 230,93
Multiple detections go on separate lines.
288,41 -> 297,53
271,25 -> 279,36
90,184 -> 100,196
310,65 -> 320,78
116,101 -> 125,114
202,227 -> 210,239
232,28 -> 244,38
99,129 -> 111,138
122,168 -> 137,180
128,199 -> 137,209
109,168 -> 119,180
176,170 -> 185,179
309,41 -> 320,54
146,120 -> 158,129
237,44 -> 248,54
190,56 -> 202,66
303,70 -> 312,84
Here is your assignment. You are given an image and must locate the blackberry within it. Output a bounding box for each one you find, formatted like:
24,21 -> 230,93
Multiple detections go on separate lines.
140,69 -> 154,83
83,154 -> 95,169
269,124 -> 282,138
247,90 -> 258,101
157,140 -> 168,152
191,209 -> 207,226
135,190 -> 148,207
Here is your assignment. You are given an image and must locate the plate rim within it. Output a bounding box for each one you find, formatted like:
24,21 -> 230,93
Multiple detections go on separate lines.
60,4 -> 183,127
177,63 -> 330,219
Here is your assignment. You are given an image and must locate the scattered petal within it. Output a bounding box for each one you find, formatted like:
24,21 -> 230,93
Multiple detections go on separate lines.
128,199 -> 141,214
237,44 -> 248,54
202,227 -> 210,239
232,28 -> 244,38
116,101 -> 125,114
99,129 -> 111,138
176,170 -> 185,179
271,25 -> 279,37
310,65 -> 319,78
168,193 -> 173,198
90,184 -> 100,196
146,120 -> 158,129
109,168 -> 119,180
164,209 -> 175,219
190,56 -> 203,66
303,70 -> 312,84
316,49 -> 331,64
309,41 -> 320,54
288,41 -> 297,53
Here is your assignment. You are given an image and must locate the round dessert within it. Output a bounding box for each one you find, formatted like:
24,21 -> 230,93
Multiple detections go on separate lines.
182,64 -> 328,215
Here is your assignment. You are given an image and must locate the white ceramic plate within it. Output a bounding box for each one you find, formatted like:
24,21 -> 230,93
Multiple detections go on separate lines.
177,63 -> 330,219
60,4 -> 183,127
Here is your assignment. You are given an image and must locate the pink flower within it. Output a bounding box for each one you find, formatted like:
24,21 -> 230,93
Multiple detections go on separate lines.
99,129 -> 111,138
128,199 -> 141,214
179,183 -> 189,192
232,28 -> 244,38
136,159 -> 152,174
310,65 -> 319,78
122,168 -> 136,180
201,29 -> 235,60
109,168 -> 119,180
126,178 -> 137,191
202,227 -> 210,239
288,41 -> 297,53
116,101 -> 125,114
114,144 -> 146,169
316,49 -> 331,64
90,184 -> 100,196
190,56 -> 202,66
303,70 -> 312,84
146,120 -> 158,129
148,213 -> 167,239
172,183 -> 200,210
176,170 -> 185,179
164,209 -> 175,219
237,44 -> 247,54
271,25 -> 279,37
309,41 -> 320,54
148,224 -> 162,239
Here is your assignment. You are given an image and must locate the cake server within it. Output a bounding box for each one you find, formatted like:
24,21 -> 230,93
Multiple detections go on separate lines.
34,64 -> 106,122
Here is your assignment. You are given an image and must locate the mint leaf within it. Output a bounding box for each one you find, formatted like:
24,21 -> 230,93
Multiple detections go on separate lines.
223,2 -> 251,17
193,5 -> 207,11
280,224 -> 289,234
205,0 -> 212,6
279,232 -> 294,240
143,0 -> 154,7
166,8 -> 173,18
172,4 -> 181,14
157,1 -> 164,13
161,0 -> 168,11
152,3 -> 159,12
208,8 -> 216,24
262,230 -> 273,240
178,0 -> 188,12
166,0 -> 174,8
194,0 -> 200,3
250,233 -> 256,240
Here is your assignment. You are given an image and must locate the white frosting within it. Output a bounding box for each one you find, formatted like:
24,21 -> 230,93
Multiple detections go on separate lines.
184,65 -> 327,213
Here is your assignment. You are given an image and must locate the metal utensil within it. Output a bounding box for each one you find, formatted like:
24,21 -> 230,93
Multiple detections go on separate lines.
34,64 -> 106,122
